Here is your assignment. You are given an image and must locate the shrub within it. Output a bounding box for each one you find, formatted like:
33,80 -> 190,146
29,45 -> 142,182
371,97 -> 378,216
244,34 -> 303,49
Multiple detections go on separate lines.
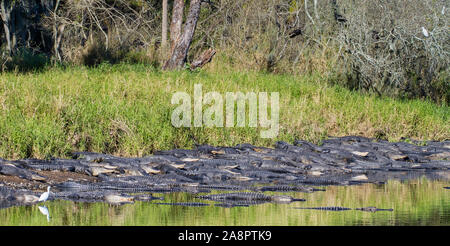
2,48 -> 49,72
336,0 -> 449,104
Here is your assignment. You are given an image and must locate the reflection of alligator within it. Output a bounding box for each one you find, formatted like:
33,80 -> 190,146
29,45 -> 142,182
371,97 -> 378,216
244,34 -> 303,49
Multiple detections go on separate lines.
355,207 -> 394,212
214,200 -> 269,208
295,206 -> 352,211
153,202 -> 210,207
214,203 -> 250,208
197,192 -> 306,204
295,206 -> 394,212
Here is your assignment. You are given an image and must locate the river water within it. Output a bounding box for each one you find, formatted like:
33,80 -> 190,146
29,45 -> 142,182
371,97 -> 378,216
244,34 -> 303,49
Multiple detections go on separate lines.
0,178 -> 448,226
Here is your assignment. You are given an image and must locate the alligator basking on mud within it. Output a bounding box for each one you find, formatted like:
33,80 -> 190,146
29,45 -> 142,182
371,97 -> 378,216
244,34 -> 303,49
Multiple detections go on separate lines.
0,136 -> 449,208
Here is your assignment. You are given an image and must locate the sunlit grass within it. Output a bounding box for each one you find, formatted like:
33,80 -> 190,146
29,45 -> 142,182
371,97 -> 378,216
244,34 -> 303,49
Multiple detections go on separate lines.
0,64 -> 448,159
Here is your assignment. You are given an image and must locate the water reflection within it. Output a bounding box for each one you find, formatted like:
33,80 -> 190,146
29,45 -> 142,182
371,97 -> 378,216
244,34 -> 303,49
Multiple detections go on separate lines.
293,206 -> 394,212
0,178 -> 448,226
38,206 -> 51,222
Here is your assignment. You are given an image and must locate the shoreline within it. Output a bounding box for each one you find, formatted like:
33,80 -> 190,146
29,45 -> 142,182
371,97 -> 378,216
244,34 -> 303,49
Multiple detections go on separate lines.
1,136 -> 449,208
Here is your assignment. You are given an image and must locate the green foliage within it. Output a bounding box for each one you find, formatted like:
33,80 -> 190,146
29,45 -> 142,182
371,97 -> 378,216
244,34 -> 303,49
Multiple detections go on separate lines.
0,64 -> 448,159
2,48 -> 49,72
81,42 -> 122,67
80,42 -> 159,67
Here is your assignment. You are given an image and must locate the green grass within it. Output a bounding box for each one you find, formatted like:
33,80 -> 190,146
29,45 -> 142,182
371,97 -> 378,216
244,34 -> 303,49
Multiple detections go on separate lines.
0,63 -> 448,159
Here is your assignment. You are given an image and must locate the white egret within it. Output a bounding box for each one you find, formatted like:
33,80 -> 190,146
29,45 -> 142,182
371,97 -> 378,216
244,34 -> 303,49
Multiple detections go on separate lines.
442,6 -> 445,15
421,27 -> 429,37
38,186 -> 51,203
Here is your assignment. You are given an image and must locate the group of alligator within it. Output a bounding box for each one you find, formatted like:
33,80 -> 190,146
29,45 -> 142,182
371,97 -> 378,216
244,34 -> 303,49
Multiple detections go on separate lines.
0,136 -> 449,211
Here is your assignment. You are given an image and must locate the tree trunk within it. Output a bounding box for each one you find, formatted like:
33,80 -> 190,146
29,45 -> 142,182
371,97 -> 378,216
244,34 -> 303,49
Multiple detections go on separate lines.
1,0 -> 54,56
163,0 -> 201,70
0,0 -> 14,55
190,48 -> 216,70
53,0 -> 62,62
170,0 -> 185,51
161,0 -> 168,54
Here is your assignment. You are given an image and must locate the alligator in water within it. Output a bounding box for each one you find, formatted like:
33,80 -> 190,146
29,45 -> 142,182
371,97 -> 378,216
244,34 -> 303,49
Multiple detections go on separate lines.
0,185 -> 165,208
355,207 -> 394,212
53,190 -> 163,205
254,185 -> 321,193
196,192 -> 306,204
0,186 -> 42,209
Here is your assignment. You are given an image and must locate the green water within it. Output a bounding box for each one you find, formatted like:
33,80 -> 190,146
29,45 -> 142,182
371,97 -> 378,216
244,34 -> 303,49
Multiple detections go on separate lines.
1,178 -> 449,226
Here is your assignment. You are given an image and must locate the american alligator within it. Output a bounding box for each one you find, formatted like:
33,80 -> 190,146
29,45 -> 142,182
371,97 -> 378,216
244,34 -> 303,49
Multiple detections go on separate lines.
197,192 -> 271,201
53,190 -> 135,205
197,192 -> 306,204
255,185 -> 318,193
52,190 -> 163,204
134,194 -> 164,201
0,186 -> 40,209
444,187 -> 450,189
56,181 -> 183,193
198,184 -> 251,191
0,137 -> 449,207
0,162 -> 46,181
104,194 -> 135,204
54,191 -> 108,202
293,177 -> 350,186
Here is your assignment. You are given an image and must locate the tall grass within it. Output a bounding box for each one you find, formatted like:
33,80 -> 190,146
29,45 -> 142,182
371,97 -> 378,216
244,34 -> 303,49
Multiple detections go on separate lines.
0,64 -> 448,159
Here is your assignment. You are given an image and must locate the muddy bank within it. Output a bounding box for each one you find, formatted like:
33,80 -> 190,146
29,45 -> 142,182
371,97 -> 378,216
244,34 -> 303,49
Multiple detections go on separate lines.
0,136 -> 449,208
